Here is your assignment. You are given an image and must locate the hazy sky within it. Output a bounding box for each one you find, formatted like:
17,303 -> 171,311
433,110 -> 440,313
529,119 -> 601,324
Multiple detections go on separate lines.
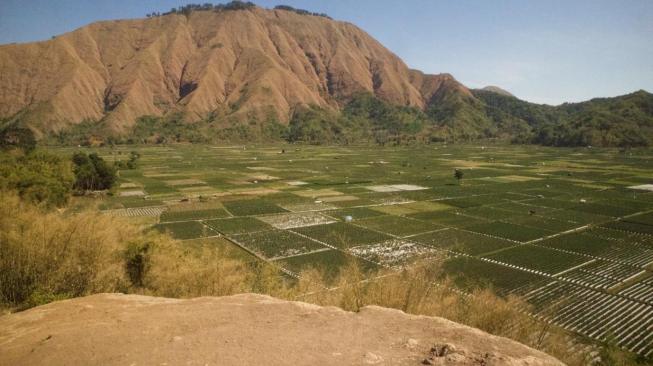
1,0 -> 651,105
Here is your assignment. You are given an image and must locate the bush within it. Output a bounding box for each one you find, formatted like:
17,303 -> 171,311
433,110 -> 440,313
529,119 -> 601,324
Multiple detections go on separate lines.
0,193 -> 131,308
114,151 -> 140,169
124,241 -> 151,287
0,192 -> 265,309
0,150 -> 73,207
0,126 -> 36,153
72,152 -> 116,191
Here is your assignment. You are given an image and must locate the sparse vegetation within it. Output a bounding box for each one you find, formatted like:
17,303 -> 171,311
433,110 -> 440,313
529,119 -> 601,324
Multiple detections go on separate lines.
274,5 -> 331,19
147,1 -> 257,18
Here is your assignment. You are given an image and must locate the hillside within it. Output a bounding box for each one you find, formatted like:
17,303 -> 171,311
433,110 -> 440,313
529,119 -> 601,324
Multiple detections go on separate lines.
480,86 -> 515,97
0,293 -> 564,366
472,89 -> 653,146
0,3 -> 651,146
0,5 -> 466,136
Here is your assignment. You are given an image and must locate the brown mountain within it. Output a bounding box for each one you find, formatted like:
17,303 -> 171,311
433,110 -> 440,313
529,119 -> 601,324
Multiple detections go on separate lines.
0,6 -> 472,136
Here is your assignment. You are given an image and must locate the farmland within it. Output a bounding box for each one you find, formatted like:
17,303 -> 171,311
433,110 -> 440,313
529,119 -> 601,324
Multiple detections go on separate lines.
62,143 -> 653,357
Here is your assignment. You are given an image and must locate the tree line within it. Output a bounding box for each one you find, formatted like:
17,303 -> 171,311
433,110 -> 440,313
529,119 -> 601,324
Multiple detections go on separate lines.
146,1 -> 256,18
145,2 -> 331,20
1,127 -> 142,207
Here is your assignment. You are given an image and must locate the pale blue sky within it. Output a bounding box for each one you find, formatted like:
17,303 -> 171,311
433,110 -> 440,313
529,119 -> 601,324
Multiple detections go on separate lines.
1,0 -> 651,104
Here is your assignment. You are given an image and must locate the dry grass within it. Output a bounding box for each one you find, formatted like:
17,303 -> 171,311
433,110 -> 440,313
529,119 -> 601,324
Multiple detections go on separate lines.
0,193 -> 130,308
289,262 -> 636,365
0,191 -> 267,308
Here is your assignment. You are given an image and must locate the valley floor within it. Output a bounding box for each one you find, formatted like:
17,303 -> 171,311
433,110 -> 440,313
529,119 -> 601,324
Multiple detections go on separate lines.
56,143 -> 653,357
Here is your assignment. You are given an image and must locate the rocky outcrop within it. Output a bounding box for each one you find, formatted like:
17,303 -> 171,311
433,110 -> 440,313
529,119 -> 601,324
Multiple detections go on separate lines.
0,293 -> 564,365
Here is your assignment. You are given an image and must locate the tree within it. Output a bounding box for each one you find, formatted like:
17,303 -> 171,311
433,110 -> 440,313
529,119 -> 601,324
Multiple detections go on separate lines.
72,152 -> 116,191
454,168 -> 464,184
0,127 -> 36,153
0,151 -> 74,207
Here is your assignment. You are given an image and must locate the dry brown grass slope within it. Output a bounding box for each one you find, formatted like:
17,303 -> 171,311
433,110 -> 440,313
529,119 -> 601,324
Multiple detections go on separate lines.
0,7 -> 470,135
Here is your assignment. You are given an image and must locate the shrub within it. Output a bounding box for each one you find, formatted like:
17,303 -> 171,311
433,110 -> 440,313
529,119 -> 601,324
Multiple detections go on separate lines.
124,241 -> 151,287
0,193 -> 131,308
0,150 -> 73,207
0,192 -> 269,309
0,126 -> 36,153
72,151 -> 116,191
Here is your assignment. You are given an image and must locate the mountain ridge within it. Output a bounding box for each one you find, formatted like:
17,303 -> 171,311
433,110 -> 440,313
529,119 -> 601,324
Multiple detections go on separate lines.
0,6 -> 470,136
0,3 -> 652,147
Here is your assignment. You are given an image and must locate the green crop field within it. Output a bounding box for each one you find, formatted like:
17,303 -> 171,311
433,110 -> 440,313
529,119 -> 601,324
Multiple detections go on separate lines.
59,143 -> 653,356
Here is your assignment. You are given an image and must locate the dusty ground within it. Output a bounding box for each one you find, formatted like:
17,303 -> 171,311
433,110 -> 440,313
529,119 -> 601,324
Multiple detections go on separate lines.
0,293 -> 564,366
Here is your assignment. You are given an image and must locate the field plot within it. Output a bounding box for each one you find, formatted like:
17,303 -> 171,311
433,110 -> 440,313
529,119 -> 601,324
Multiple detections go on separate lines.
540,232 -> 653,266
71,144 -> 653,357
257,212 -> 336,229
276,249 -> 378,281
222,199 -> 288,216
292,222 -> 392,249
618,277 -> 653,305
326,207 -> 386,221
105,206 -> 165,217
442,257 -> 549,296
231,230 -> 327,260
348,239 -> 440,267
466,221 -> 552,242
557,260 -> 643,289
280,202 -> 337,212
524,281 -> 653,356
160,208 -> 230,222
509,215 -> 579,232
624,212 -> 653,226
484,245 -> 590,275
203,217 -> 272,234
408,210 -> 490,228
153,221 -> 214,240
603,220 -> 653,235
366,184 -> 428,192
412,228 -> 515,256
355,215 -> 442,237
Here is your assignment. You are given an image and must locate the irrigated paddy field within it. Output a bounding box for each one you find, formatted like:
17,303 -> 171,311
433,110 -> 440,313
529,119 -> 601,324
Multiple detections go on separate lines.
61,144 -> 653,356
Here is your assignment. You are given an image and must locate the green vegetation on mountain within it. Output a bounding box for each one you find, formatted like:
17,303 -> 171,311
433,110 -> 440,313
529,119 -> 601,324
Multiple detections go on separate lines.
43,90 -> 653,148
473,89 -> 653,147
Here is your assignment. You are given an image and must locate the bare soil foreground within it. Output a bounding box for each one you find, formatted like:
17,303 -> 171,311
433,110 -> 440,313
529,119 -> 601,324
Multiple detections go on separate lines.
0,293 -> 563,365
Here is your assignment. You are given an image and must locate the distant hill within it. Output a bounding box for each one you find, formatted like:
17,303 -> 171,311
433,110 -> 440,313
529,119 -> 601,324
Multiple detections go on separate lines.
0,2 -> 651,147
480,86 -> 515,97
472,89 -> 653,146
